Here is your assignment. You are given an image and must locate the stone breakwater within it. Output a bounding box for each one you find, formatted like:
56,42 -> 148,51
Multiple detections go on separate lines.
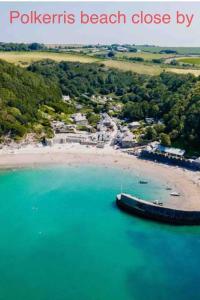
116,194 -> 200,225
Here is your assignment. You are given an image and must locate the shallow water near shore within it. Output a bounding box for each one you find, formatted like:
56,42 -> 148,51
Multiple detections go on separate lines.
0,165 -> 200,300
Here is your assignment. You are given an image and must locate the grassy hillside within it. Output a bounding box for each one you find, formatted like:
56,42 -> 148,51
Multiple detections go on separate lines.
177,57 -> 200,65
168,68 -> 200,76
103,60 -> 162,75
1,51 -> 200,76
116,52 -> 172,60
103,60 -> 200,76
135,46 -> 200,55
0,51 -> 98,67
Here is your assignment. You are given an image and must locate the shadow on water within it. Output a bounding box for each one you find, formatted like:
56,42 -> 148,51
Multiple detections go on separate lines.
124,216 -> 200,300
126,265 -> 200,300
126,247 -> 200,300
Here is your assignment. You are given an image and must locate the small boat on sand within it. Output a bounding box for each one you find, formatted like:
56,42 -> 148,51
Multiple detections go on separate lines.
170,192 -> 181,197
153,200 -> 163,206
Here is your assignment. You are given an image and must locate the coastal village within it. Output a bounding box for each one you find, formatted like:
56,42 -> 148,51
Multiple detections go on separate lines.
44,94 -> 200,171
0,92 -> 200,171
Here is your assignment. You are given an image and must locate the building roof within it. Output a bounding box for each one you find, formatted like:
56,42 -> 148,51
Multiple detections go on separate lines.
156,145 -> 185,157
145,117 -> 155,124
121,131 -> 134,142
129,121 -> 140,127
72,113 -> 87,122
117,46 -> 128,52
62,95 -> 70,101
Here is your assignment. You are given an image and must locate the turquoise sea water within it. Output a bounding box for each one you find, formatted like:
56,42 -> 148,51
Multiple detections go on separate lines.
0,165 -> 200,300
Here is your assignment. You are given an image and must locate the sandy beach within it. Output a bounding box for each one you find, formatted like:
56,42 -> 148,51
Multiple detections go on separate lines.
0,143 -> 199,211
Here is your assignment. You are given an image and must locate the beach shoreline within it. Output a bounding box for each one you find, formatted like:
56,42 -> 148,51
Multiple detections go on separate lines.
0,144 -> 199,211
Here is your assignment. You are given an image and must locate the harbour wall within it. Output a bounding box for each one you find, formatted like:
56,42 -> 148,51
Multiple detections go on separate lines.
117,194 -> 200,225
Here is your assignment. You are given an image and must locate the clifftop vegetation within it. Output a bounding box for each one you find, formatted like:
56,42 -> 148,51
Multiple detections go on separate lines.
0,59 -> 70,140
29,60 -> 200,153
0,58 -> 199,154
0,42 -> 46,52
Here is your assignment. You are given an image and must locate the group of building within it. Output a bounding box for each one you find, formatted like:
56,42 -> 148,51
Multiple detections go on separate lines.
115,121 -> 140,148
48,111 -> 200,171
47,113 -> 115,148
91,95 -> 112,104
140,141 -> 200,171
50,114 -> 142,149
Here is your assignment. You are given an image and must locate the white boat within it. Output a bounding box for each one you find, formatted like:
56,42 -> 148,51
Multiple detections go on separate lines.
170,192 -> 180,197
153,200 -> 163,206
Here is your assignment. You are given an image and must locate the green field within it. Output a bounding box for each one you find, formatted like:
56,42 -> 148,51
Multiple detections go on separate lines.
135,46 -> 200,55
116,52 -> 171,60
1,51 -> 200,76
0,51 -> 99,66
103,59 -> 162,75
0,51 -> 163,75
177,57 -> 200,65
104,59 -> 200,76
168,67 -> 200,76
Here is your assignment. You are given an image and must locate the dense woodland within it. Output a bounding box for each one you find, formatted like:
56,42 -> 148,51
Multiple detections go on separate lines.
0,60 -> 72,139
0,59 -> 199,155
0,42 -> 46,51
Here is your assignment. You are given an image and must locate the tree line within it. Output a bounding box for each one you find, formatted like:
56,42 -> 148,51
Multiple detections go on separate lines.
0,58 -> 199,155
0,43 -> 46,51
